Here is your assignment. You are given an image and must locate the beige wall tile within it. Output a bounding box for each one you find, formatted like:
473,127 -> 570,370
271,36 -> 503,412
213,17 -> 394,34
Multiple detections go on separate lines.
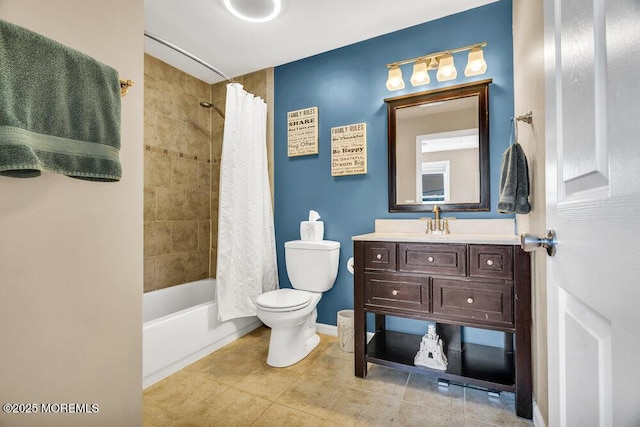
198,220 -> 210,251
156,253 -> 186,289
197,162 -> 211,193
185,250 -> 209,283
186,190 -> 209,220
144,221 -> 172,257
156,187 -> 186,220
171,220 -> 198,253
173,91 -> 196,123
144,109 -> 158,147
143,256 -> 157,293
179,72 -> 210,100
171,157 -> 198,190
144,186 -> 157,222
144,151 -> 171,188
157,116 -> 189,153
144,74 -> 173,117
189,125 -> 210,160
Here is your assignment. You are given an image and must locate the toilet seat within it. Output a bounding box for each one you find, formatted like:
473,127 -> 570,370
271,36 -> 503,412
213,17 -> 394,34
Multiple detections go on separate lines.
257,289 -> 312,312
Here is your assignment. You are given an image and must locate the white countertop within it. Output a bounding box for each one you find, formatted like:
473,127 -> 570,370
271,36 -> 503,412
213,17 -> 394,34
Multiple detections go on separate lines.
351,232 -> 520,245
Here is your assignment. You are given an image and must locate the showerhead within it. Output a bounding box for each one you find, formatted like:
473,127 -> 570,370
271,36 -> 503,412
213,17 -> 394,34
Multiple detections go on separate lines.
198,101 -> 225,119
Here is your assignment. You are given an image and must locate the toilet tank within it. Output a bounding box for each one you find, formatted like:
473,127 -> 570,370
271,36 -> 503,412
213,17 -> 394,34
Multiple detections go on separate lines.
285,240 -> 340,292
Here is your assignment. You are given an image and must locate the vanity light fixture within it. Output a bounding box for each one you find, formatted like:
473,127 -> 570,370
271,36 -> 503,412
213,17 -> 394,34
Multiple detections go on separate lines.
385,42 -> 487,91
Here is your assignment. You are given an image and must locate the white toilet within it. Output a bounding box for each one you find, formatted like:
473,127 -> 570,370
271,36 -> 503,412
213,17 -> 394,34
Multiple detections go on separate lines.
256,239 -> 340,367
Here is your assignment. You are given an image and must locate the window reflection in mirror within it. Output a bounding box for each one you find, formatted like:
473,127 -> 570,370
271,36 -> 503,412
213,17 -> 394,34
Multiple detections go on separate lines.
386,80 -> 490,212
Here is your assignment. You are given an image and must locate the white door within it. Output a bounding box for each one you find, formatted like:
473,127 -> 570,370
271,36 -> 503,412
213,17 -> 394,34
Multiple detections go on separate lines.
544,0 -> 640,425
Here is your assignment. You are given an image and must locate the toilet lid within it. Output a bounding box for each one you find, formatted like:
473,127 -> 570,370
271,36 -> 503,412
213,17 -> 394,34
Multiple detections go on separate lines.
257,289 -> 312,312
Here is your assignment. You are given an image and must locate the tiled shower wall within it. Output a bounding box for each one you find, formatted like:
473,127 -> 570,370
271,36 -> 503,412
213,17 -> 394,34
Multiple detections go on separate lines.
144,53 -> 274,293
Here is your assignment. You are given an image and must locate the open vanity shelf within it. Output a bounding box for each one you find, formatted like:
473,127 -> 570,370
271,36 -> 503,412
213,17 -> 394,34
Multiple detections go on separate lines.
352,235 -> 532,419
366,330 -> 515,392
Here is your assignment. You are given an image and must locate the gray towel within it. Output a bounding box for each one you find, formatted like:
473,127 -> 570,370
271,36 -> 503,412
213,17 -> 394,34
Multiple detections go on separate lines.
0,19 -> 121,181
497,142 -> 531,214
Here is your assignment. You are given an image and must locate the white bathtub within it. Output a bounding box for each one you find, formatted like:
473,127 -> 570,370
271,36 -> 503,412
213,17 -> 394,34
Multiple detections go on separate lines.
143,278 -> 262,388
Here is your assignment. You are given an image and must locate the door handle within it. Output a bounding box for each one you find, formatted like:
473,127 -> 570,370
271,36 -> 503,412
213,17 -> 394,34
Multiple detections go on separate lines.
520,230 -> 557,257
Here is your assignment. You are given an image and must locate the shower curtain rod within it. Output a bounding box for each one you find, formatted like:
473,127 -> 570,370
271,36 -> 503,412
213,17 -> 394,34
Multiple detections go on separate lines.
144,31 -> 234,83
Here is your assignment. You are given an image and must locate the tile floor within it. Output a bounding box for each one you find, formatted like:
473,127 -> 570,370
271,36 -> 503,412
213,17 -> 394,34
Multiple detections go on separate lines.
144,327 -> 533,426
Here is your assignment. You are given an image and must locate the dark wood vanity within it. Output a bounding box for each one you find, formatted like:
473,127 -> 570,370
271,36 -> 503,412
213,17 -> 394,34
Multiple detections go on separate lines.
353,237 -> 532,419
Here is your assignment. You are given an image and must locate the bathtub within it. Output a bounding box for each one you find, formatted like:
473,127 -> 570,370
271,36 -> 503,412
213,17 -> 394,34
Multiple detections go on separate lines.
143,278 -> 262,388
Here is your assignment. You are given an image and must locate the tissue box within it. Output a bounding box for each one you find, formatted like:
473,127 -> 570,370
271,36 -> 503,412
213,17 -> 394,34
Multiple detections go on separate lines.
300,221 -> 324,241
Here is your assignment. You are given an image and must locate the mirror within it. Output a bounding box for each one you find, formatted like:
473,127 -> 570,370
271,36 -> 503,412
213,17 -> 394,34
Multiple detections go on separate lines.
386,79 -> 491,212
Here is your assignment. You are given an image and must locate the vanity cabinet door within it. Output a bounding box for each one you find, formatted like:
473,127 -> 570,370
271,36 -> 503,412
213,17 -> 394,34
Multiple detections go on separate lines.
469,245 -> 513,280
364,273 -> 429,313
398,243 -> 466,276
364,242 -> 396,271
432,278 -> 514,327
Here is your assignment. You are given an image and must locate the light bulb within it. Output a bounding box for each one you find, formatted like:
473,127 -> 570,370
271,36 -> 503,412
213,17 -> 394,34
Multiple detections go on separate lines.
386,66 -> 405,91
464,47 -> 487,76
410,60 -> 430,86
436,55 -> 457,82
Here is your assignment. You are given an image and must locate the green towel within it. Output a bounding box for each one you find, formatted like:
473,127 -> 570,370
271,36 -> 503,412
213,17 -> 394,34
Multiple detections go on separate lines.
0,19 -> 121,181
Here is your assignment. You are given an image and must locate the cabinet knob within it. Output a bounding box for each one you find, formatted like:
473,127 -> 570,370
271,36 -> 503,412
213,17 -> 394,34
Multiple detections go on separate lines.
428,256 -> 434,262
467,297 -> 474,304
376,254 -> 382,260
486,259 -> 494,266
392,290 -> 399,296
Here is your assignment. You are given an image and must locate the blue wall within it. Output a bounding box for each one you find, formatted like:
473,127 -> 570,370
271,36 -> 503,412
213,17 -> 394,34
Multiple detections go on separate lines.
274,1 -> 513,342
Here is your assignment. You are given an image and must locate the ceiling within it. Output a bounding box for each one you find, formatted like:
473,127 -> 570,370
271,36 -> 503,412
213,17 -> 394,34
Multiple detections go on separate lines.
145,0 -> 500,84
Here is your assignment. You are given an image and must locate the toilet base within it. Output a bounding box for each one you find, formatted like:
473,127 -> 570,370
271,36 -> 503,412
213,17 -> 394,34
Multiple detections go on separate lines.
265,309 -> 320,368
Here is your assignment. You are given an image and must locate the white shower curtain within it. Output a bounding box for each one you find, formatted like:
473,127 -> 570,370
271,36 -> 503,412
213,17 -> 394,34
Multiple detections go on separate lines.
216,83 -> 278,321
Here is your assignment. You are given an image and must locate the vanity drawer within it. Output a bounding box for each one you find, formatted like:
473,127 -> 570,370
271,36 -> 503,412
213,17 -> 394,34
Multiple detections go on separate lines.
432,278 -> 513,326
364,273 -> 429,312
398,243 -> 466,276
469,245 -> 514,280
364,242 -> 397,271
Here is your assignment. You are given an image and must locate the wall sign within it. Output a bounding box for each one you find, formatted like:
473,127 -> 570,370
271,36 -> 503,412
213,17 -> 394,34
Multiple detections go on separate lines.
331,122 -> 367,176
287,107 -> 318,157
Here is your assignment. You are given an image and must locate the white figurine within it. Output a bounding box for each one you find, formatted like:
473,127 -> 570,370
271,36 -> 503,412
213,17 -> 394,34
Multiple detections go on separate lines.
414,324 -> 448,370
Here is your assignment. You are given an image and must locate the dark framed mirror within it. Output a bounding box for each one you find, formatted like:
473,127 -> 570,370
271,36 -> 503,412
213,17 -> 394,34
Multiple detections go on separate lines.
386,79 -> 491,212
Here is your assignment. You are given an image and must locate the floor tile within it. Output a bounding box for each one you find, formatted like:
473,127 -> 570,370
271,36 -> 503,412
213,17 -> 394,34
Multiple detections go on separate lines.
464,388 -> 533,427
305,353 -> 355,385
143,403 -> 198,427
252,403 -> 324,427
185,342 -> 266,386
402,373 -> 465,413
143,368 -> 228,412
276,373 -> 346,419
348,364 -> 409,399
393,401 -> 465,427
324,342 -> 354,360
327,387 -> 402,426
189,387 -> 272,426
233,363 -> 302,401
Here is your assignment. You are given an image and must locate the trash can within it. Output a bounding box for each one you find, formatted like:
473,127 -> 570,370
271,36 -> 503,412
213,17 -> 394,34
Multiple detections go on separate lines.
337,309 -> 354,352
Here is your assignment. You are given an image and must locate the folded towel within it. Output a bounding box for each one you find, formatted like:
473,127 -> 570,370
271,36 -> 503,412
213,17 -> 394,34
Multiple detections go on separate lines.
497,142 -> 531,214
0,19 -> 121,181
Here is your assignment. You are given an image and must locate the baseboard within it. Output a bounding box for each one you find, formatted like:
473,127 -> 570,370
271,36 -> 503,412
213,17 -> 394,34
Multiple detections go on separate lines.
533,399 -> 546,427
316,322 -> 374,342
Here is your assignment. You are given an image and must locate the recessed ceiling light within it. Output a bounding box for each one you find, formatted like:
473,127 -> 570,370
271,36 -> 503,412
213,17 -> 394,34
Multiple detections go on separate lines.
223,0 -> 282,23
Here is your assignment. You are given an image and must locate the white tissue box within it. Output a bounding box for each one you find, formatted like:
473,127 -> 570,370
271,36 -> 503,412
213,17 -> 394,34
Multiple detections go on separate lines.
300,221 -> 324,241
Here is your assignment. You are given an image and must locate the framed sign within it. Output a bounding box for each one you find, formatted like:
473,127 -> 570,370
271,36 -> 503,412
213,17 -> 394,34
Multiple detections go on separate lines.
331,122 -> 367,176
287,107 -> 318,157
